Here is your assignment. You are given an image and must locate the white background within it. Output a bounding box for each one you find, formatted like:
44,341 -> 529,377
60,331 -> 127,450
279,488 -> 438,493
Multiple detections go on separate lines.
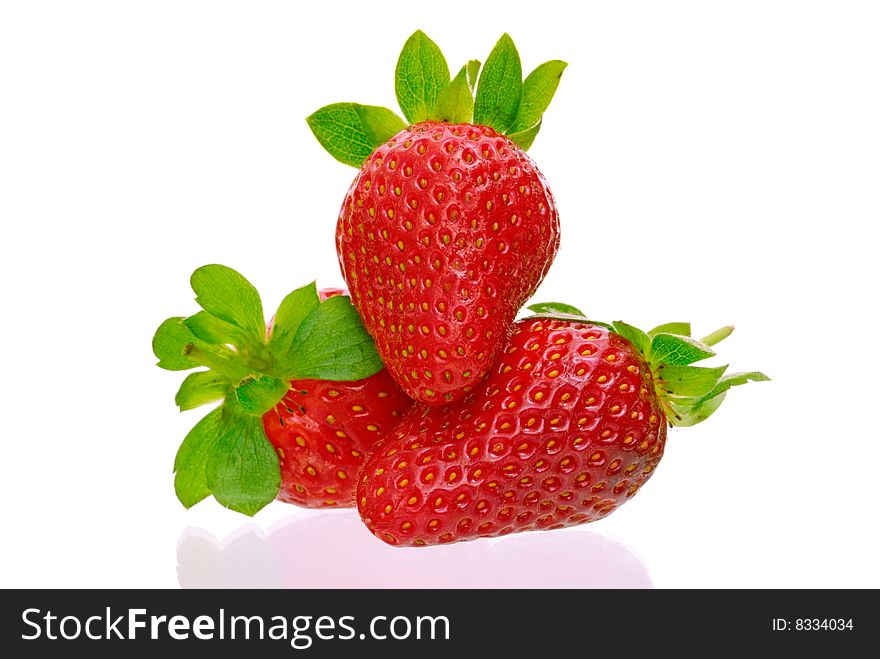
2,0 -> 878,589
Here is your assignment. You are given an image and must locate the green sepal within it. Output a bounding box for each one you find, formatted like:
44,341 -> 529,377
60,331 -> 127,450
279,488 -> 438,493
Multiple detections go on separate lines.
509,60 -> 567,134
306,103 -> 407,168
611,321 -> 651,357
525,302 -> 613,330
650,333 -> 716,366
191,265 -> 265,346
395,30 -> 450,124
308,33 -> 562,157
159,266 -> 384,389
650,332 -> 767,425
666,392 -> 728,428
184,311 -> 247,347
278,295 -> 383,380
666,370 -> 768,427
173,406 -> 226,508
206,414 -> 281,516
430,64 -> 475,124
679,371 -> 771,406
175,406 -> 281,516
473,33 -> 522,133
175,370 -> 228,411
508,119 -> 542,150
153,317 -> 201,371
527,301 -> 586,317
466,60 -> 481,91
648,322 -> 691,337
266,281 -> 320,361
234,375 -> 289,416
657,364 -> 729,397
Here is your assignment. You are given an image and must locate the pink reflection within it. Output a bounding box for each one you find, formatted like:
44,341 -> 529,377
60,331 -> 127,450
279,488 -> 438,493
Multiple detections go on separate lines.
178,511 -> 651,589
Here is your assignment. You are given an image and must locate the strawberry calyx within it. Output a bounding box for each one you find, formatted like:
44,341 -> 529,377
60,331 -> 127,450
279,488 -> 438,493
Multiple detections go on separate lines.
306,30 -> 566,167
152,265 -> 384,515
526,302 -> 769,428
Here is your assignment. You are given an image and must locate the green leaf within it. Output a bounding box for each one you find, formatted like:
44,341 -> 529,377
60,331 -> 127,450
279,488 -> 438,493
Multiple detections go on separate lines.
355,104 -> 408,147
648,322 -> 691,338
185,311 -> 247,346
234,375 -> 289,416
466,60 -> 481,91
691,371 -> 771,405
175,370 -> 228,411
174,406 -> 226,508
650,333 -> 716,366
206,414 -> 280,516
153,317 -> 201,371
473,33 -> 523,133
527,302 -> 586,317
280,295 -> 383,380
191,265 -> 265,346
395,30 -> 450,124
267,282 -> 321,361
509,60 -> 567,133
306,103 -> 407,168
668,392 -> 728,427
611,321 -> 651,356
508,119 -> 542,150
658,364 -> 729,397
525,303 -> 613,329
666,372 -> 768,426
273,283 -> 320,339
430,65 -> 475,124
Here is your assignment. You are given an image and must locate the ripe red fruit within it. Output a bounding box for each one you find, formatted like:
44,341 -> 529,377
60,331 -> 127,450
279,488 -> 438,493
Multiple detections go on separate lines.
358,313 -> 767,546
263,371 -> 412,507
308,32 -> 566,405
337,122 -> 559,405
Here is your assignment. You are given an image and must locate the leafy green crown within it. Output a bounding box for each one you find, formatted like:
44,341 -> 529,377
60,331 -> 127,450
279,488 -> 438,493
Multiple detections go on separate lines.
152,265 -> 384,515
527,303 -> 769,427
306,30 -> 567,167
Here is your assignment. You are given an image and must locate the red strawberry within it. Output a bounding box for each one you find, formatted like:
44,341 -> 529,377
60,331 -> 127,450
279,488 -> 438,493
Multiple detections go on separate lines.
337,122 -> 559,406
308,32 -> 566,405
263,371 -> 411,507
153,265 -> 411,516
357,309 -> 767,546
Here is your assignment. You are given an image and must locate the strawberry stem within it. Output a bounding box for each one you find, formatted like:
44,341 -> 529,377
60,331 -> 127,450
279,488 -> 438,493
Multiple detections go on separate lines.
700,325 -> 735,347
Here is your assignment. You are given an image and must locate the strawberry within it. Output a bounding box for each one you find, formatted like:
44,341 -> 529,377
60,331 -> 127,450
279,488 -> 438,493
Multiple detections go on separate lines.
152,264 -> 411,515
357,306 -> 768,546
263,371 -> 411,507
307,31 -> 566,405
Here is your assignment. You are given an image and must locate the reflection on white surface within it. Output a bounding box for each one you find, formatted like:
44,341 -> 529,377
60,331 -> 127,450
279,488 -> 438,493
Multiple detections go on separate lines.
178,512 -> 651,588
